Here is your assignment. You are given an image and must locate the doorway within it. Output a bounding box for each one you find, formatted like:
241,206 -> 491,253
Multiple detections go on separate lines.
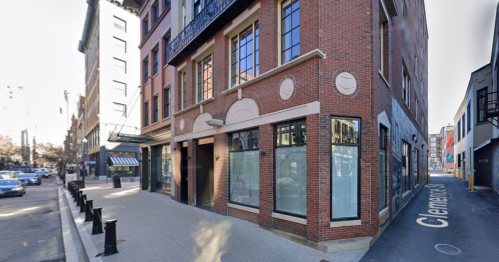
475,145 -> 492,187
180,147 -> 188,202
196,143 -> 214,206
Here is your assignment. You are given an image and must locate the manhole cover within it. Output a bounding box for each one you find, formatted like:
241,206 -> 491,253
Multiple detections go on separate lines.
472,208 -> 490,214
434,244 -> 462,255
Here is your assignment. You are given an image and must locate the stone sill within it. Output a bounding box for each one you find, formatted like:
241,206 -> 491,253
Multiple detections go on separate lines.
173,97 -> 214,116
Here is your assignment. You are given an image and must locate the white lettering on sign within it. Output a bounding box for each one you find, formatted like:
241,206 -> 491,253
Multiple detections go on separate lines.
416,184 -> 449,228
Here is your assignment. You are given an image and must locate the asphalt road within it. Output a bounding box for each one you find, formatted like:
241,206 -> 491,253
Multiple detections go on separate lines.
0,176 -> 65,262
361,171 -> 499,262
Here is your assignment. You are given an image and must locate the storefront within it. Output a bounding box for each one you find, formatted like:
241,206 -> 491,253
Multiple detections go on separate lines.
107,151 -> 139,178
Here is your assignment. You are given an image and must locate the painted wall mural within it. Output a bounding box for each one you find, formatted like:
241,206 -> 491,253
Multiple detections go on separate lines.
446,131 -> 455,169
391,98 -> 427,214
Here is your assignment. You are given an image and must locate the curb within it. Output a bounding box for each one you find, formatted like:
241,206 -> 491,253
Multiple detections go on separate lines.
63,189 -> 103,262
58,187 -> 81,262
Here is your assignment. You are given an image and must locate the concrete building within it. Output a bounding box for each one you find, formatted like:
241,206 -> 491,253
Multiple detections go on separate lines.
453,64 -> 495,187
126,0 -> 431,249
78,0 -> 141,180
428,134 -> 442,170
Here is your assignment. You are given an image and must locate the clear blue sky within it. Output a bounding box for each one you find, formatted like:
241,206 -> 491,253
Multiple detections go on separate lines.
0,0 -> 497,144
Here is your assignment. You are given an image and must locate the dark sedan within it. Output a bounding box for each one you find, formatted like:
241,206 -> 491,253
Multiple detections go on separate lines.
0,179 -> 26,197
18,174 -> 42,186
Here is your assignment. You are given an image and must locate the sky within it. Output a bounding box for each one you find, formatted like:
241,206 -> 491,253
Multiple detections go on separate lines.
0,0 -> 87,145
0,0 -> 498,145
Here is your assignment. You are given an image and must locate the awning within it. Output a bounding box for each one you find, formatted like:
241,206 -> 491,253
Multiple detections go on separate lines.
108,157 -> 139,167
108,133 -> 151,143
474,140 -> 491,152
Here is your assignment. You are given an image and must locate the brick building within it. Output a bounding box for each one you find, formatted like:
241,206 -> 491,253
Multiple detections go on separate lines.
428,134 -> 442,170
133,0 -> 428,249
136,0 -> 174,193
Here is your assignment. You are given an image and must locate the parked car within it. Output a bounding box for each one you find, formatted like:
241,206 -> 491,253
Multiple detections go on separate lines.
9,171 -> 23,178
18,174 -> 42,186
0,179 -> 26,197
0,171 -> 12,179
35,171 -> 50,178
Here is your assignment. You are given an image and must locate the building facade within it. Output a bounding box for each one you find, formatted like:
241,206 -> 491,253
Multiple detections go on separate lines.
453,64 -> 494,186
439,125 -> 454,173
428,134 -> 441,170
135,0 -> 174,194
129,0 -> 432,247
486,3 -> 499,194
78,0 -> 141,180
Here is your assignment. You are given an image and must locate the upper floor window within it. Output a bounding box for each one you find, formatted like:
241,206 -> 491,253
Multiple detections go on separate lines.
113,58 -> 126,74
152,2 -> 160,23
461,114 -> 465,138
144,101 -> 149,127
113,37 -> 126,53
113,81 -> 127,97
182,2 -> 187,28
231,21 -> 259,87
379,4 -> 388,77
163,34 -> 171,66
415,100 -> 418,123
477,88 -> 487,123
467,102 -> 471,133
197,54 -> 212,103
181,72 -> 187,109
164,0 -> 171,10
113,16 -> 126,32
194,0 -> 201,16
143,58 -> 149,84
402,63 -> 410,108
163,87 -> 170,118
113,102 -> 127,117
153,94 -> 159,123
457,120 -> 461,141
281,0 -> 300,64
153,49 -> 159,75
143,16 -> 150,36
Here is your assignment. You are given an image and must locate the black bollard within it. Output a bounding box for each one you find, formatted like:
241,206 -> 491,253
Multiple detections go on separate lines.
103,219 -> 118,255
84,200 -> 94,222
77,191 -> 82,207
80,194 -> 87,213
74,188 -> 79,203
92,208 -> 104,235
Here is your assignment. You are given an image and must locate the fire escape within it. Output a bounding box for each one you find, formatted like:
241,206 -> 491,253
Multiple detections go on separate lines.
484,90 -> 499,127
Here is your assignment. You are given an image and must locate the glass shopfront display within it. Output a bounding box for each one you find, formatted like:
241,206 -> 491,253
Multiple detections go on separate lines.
229,129 -> 260,207
275,120 -> 307,217
331,118 -> 360,220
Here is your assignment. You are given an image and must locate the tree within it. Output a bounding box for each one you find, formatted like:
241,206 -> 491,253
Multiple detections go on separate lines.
38,143 -> 64,167
0,135 -> 21,169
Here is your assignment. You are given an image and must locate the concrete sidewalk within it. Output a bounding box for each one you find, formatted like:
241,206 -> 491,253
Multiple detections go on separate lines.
60,181 -> 367,262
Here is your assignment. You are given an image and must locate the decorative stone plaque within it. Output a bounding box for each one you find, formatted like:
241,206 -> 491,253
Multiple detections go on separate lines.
335,72 -> 357,96
179,119 -> 185,130
279,77 -> 295,101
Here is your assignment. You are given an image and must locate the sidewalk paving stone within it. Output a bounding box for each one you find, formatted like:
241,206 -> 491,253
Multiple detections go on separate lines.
61,181 -> 367,262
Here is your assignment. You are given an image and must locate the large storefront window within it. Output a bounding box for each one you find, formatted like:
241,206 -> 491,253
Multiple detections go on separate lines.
331,118 -> 360,220
379,126 -> 387,211
275,120 -> 307,217
230,129 -> 260,207
108,166 -> 136,175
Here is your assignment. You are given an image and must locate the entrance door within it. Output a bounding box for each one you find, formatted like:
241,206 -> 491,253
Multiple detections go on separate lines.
475,146 -> 492,187
180,147 -> 188,202
196,143 -> 214,205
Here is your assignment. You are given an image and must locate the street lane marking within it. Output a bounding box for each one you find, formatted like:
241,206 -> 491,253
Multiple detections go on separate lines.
416,184 -> 449,228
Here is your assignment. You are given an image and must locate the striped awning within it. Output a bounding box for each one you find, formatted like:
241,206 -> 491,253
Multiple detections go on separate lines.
108,157 -> 139,167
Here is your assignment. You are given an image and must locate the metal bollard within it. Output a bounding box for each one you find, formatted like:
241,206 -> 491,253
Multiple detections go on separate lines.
85,200 -> 94,222
103,219 -> 118,255
112,175 -> 122,188
92,208 -> 104,235
74,188 -> 80,203
80,194 -> 87,213
77,191 -> 83,207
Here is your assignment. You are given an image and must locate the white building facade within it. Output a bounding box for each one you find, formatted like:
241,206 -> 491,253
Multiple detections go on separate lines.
78,0 -> 141,180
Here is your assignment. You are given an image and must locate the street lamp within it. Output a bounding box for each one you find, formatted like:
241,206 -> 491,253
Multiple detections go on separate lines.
82,138 -> 88,181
